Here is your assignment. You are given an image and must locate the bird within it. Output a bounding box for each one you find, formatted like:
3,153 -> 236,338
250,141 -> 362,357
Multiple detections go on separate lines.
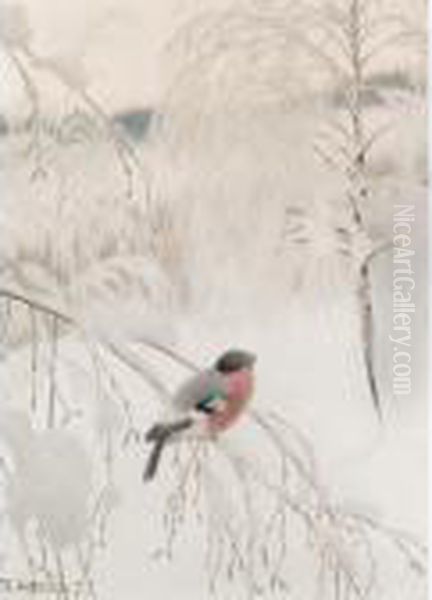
143,349 -> 256,481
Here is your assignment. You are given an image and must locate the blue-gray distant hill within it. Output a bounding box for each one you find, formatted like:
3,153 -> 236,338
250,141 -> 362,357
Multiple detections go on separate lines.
113,108 -> 155,142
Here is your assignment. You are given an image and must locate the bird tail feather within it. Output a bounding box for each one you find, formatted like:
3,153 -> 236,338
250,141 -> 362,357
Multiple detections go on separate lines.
143,437 -> 166,481
143,417 -> 194,481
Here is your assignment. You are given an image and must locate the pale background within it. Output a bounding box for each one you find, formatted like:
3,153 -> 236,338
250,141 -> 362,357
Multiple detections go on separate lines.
0,0 -> 427,598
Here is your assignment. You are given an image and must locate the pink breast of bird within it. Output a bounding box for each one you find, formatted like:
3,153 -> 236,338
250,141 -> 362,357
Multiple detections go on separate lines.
208,370 -> 254,433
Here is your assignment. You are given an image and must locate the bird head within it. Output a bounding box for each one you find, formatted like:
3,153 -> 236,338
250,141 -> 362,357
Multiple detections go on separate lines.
214,349 -> 256,374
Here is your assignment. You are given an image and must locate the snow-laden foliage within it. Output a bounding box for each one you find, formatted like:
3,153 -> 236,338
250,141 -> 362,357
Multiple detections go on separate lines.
0,0 -> 427,598
0,2 -> 31,48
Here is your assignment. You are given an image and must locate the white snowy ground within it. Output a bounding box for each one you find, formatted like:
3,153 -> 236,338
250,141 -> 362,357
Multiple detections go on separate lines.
0,230 -> 426,599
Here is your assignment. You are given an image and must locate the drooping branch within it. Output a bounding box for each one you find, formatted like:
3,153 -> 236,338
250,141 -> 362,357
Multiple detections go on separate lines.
150,408 -> 426,599
0,286 -> 197,374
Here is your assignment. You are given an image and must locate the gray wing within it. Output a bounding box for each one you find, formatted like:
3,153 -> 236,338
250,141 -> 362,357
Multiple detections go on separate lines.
173,369 -> 228,413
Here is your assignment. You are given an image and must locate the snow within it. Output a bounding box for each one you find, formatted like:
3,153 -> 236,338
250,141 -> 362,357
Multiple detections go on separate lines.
0,0 -> 427,597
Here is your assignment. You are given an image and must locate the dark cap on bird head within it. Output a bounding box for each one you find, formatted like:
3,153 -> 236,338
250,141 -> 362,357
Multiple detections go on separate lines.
214,349 -> 256,373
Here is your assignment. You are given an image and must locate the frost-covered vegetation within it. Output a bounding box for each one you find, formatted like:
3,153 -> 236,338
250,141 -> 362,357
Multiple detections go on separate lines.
0,0 -> 427,598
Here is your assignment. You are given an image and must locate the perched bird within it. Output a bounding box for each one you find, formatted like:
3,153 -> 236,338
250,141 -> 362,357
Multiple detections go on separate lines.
143,349 -> 256,481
